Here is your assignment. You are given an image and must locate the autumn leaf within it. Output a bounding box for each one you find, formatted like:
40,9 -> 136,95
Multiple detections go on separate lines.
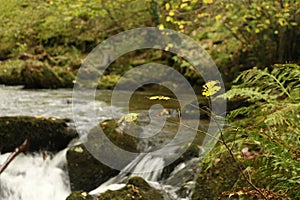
148,96 -> 171,101
202,80 -> 221,97
203,0 -> 213,4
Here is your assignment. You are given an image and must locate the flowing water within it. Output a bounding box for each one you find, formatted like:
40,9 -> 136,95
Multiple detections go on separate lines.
0,86 -> 207,200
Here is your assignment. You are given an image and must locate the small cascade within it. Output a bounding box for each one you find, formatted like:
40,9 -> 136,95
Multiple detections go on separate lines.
89,153 -> 165,195
0,149 -> 70,200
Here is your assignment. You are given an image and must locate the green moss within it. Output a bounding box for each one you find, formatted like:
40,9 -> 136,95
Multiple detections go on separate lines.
0,116 -> 77,153
97,177 -> 163,200
66,190 -> 94,200
98,74 -> 121,90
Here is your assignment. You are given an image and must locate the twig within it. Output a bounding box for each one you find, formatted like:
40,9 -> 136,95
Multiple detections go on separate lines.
0,139 -> 29,174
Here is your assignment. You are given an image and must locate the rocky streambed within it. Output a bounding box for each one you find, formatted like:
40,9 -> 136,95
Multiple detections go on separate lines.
0,86 -> 233,200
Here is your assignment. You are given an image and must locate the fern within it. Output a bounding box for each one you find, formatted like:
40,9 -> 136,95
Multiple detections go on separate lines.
204,64 -> 300,198
231,64 -> 300,101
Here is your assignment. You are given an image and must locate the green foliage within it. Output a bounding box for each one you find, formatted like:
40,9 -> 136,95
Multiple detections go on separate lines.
202,64 -> 300,198
158,0 -> 300,85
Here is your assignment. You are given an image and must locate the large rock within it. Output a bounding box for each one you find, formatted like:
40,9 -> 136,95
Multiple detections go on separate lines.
21,60 -> 64,89
67,119 -> 139,192
66,177 -> 163,200
0,116 -> 77,153
97,177 -> 163,200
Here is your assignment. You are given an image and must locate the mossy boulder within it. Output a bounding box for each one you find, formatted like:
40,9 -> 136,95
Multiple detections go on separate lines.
97,176 -> 163,200
192,153 -> 241,200
66,190 -> 94,200
0,116 -> 77,153
21,60 -> 65,89
67,119 -> 139,192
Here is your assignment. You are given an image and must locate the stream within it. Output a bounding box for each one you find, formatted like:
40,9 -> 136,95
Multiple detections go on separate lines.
0,86 -> 210,200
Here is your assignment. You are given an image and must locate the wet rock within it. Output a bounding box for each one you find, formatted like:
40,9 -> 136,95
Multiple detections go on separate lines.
67,144 -> 119,192
97,176 -> 163,200
67,119 -> 139,192
0,116 -> 77,153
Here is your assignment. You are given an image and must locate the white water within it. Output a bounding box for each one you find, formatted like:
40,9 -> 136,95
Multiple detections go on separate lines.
0,149 -> 70,200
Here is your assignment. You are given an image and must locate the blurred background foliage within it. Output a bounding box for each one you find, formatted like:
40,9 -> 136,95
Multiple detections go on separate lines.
1,0 -> 299,89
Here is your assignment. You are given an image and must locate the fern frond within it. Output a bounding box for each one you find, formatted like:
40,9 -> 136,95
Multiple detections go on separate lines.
264,102 -> 300,126
225,87 -> 277,102
232,65 -> 300,101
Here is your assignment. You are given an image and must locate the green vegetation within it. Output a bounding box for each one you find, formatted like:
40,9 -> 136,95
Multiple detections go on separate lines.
195,64 -> 300,199
0,0 -> 299,199
1,0 -> 299,89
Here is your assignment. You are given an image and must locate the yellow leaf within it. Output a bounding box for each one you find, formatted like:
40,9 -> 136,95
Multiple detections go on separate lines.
180,3 -> 188,9
202,81 -> 221,97
203,0 -> 213,4
149,96 -> 171,101
197,13 -> 208,18
278,18 -> 285,26
165,3 -> 170,10
158,24 -> 164,30
166,16 -> 173,22
215,14 -> 221,21
169,10 -> 175,16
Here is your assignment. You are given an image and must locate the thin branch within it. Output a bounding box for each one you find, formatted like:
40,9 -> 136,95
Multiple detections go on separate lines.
0,139 -> 29,174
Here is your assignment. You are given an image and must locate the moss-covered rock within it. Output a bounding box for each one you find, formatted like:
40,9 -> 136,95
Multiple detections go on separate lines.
67,119 -> 139,192
192,153 -> 241,200
0,116 -> 77,153
97,177 -> 163,200
66,190 -> 94,200
21,60 -> 65,89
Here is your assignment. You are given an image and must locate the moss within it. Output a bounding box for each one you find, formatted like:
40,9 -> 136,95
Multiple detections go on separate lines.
98,74 -> 121,90
67,119 -> 139,192
0,116 -> 77,153
97,177 -> 163,200
94,119 -> 139,152
66,190 -> 94,200
192,153 -> 241,200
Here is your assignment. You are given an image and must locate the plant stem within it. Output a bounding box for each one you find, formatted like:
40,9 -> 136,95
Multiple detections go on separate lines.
0,139 -> 28,174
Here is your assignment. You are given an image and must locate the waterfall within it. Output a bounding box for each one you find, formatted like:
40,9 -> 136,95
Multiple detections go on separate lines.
89,153 -> 165,195
0,149 -> 70,200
